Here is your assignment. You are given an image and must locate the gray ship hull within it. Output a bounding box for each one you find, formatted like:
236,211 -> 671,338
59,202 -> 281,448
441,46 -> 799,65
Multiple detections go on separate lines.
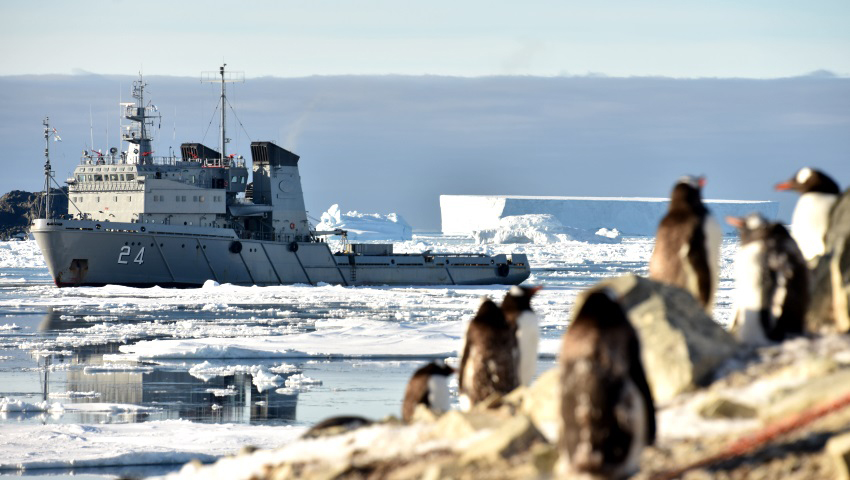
31,220 -> 530,287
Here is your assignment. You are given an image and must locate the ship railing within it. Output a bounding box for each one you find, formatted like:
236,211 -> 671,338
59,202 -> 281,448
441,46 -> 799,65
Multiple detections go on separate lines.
236,230 -> 311,243
69,181 -> 145,192
79,155 -> 246,169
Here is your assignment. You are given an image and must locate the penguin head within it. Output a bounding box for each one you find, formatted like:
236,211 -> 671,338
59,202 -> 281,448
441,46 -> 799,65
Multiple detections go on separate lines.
775,167 -> 840,195
670,175 -> 707,213
726,213 -> 770,245
572,289 -> 630,330
417,360 -> 455,377
502,285 -> 542,314
472,298 -> 508,327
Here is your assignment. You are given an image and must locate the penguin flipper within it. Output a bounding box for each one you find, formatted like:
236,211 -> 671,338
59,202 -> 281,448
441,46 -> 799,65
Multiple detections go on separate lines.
628,334 -> 656,444
687,222 -> 712,307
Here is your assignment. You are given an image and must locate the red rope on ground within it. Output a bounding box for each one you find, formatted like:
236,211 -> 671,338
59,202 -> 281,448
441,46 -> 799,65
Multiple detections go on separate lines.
652,390 -> 850,480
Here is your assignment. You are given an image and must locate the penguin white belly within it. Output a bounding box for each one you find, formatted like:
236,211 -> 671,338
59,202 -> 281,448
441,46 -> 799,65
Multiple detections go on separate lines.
791,192 -> 837,261
515,311 -> 540,386
427,374 -> 451,414
733,241 -> 771,346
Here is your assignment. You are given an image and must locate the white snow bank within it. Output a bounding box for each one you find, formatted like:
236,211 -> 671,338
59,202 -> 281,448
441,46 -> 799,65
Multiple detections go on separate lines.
441,195 -> 779,236
0,420 -> 305,471
316,204 -> 412,241
472,214 -> 621,244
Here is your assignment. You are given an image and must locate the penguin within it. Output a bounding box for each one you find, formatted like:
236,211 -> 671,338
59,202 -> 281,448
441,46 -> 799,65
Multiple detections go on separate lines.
559,290 -> 656,479
727,213 -> 810,345
302,415 -> 373,438
501,285 -> 543,387
775,167 -> 841,263
459,297 -> 519,409
401,361 -> 455,423
649,176 -> 721,314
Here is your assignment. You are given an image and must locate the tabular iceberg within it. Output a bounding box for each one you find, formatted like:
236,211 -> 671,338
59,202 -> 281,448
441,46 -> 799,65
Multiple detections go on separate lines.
441,195 -> 779,236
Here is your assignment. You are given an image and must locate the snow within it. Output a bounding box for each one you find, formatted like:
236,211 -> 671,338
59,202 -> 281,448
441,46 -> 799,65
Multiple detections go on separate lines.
0,420 -> 305,472
316,204 -> 413,241
441,195 -> 779,235
472,214 -> 621,244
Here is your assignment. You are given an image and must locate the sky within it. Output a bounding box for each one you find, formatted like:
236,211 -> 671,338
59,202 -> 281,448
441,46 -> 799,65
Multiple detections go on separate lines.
2,1 -> 849,79
1,1 -> 849,230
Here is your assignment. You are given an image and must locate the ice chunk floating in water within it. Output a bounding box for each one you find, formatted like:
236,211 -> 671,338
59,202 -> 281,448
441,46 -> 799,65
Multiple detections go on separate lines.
317,204 -> 413,241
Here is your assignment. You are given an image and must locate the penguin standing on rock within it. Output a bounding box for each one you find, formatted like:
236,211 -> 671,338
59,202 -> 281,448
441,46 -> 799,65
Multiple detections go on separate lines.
501,285 -> 543,387
401,361 -> 454,423
649,176 -> 721,314
559,290 -> 655,479
727,213 -> 810,345
775,167 -> 841,263
459,298 -> 519,409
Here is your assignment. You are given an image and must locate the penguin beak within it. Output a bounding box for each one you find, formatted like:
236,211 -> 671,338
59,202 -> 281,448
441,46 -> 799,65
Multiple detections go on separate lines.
530,285 -> 543,296
725,216 -> 744,229
775,181 -> 794,191
698,176 -> 706,188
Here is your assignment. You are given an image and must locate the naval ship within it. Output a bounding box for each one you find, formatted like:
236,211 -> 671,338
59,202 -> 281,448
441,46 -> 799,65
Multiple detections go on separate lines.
31,66 -> 530,287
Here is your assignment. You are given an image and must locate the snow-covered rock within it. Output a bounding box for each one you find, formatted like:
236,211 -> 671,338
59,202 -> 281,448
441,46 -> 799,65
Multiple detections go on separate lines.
472,214 -> 621,245
441,195 -> 779,236
316,204 -> 413,241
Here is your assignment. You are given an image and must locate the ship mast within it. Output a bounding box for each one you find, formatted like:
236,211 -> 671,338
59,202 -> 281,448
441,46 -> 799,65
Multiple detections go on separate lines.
42,117 -> 54,219
121,75 -> 159,164
202,65 -> 244,160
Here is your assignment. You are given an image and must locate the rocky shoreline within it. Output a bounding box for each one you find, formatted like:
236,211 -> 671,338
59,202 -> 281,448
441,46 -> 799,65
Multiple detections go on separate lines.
161,274 -> 850,479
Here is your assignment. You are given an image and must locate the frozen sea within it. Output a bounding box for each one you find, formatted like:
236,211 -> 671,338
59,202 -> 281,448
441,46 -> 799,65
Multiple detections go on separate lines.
0,235 -> 739,478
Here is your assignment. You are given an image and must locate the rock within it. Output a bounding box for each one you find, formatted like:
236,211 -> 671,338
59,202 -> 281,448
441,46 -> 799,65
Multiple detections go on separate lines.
586,274 -> 737,404
807,188 -> 850,333
828,432 -> 850,480
698,396 -> 757,419
459,414 -> 547,464
761,368 -> 850,422
503,368 -> 561,442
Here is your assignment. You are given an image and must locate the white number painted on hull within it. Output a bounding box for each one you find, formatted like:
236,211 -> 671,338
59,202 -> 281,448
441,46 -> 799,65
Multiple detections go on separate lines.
118,246 -> 130,264
118,246 -> 145,265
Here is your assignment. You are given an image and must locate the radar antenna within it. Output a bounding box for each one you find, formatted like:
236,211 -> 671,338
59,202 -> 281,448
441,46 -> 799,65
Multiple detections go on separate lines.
41,117 -> 55,220
202,64 -> 244,158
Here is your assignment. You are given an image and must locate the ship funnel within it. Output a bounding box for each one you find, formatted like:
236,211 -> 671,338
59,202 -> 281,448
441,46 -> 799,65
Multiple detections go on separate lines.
248,141 -> 309,240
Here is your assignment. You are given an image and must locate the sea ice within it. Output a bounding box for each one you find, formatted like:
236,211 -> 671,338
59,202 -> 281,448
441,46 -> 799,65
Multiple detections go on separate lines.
472,214 -> 621,244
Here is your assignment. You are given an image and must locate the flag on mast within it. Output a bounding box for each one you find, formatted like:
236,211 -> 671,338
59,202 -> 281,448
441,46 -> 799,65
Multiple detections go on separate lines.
52,127 -> 62,142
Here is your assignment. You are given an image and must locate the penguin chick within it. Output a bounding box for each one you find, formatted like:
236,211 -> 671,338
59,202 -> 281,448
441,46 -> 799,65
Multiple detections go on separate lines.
775,167 -> 840,263
649,175 -> 721,314
560,290 -> 656,479
459,298 -> 519,409
727,213 -> 810,345
401,361 -> 454,423
502,285 -> 543,387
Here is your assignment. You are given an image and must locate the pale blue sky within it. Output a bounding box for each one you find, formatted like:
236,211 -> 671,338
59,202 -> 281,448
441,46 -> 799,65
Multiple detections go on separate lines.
2,0 -> 849,78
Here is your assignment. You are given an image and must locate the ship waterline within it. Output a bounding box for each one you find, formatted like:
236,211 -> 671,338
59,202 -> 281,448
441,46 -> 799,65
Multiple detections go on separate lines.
32,219 -> 530,287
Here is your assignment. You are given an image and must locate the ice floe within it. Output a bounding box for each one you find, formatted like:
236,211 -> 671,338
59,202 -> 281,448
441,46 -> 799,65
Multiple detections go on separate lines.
316,204 -> 412,241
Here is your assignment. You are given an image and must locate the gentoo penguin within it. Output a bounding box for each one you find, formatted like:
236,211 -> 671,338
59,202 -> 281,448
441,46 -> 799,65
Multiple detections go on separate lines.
459,298 -> 519,409
727,213 -> 810,345
559,290 -> 655,479
401,361 -> 454,423
302,415 -> 373,438
775,167 -> 841,263
501,285 -> 543,387
649,176 -> 721,314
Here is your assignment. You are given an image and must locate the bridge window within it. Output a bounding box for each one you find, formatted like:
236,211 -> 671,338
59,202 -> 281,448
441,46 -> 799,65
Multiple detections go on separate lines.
94,175 -> 103,181
126,174 -> 134,181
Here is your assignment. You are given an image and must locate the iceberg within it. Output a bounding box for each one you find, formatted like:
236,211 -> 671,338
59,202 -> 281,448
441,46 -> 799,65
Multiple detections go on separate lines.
441,195 -> 779,236
472,214 -> 621,244
316,204 -> 413,241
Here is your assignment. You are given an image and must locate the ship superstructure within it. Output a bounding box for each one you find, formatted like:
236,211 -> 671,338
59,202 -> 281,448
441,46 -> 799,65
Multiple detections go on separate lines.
32,67 -> 530,287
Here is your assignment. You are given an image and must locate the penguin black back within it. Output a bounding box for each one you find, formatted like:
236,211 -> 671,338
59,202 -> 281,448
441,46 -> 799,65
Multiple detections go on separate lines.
649,176 -> 720,312
459,298 -> 519,406
560,291 -> 656,478
402,361 -> 454,422
501,285 -> 541,327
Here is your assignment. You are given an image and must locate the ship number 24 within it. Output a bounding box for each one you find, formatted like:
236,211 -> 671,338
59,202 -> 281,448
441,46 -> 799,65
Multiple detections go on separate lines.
118,246 -> 145,265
